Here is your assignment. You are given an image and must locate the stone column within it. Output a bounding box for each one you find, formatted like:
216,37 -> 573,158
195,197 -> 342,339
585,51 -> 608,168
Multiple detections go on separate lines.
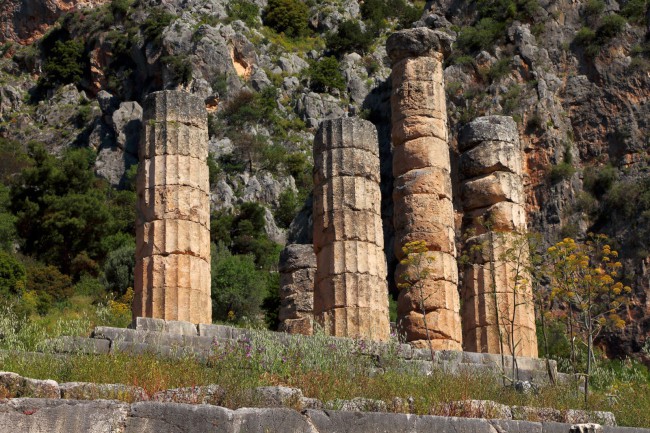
387,28 -> 462,351
133,90 -> 212,324
313,117 -> 390,341
279,244 -> 316,335
459,116 -> 538,358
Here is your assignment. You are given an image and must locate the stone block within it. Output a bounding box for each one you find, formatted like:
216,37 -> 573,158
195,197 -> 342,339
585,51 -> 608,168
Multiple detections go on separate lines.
458,115 -> 518,151
198,323 -> 234,339
391,115 -> 447,146
305,409 -> 414,433
232,407 -> 313,433
142,90 -> 208,129
386,28 -> 453,63
60,382 -> 148,402
0,399 -> 130,433
313,208 -> 384,251
397,279 -> 460,314
136,154 -> 210,192
314,117 -> 380,155
279,317 -> 313,335
126,402 -> 233,433
391,79 -> 447,123
399,308 -> 463,346
395,251 -> 459,286
140,121 -> 209,160
314,273 -> 388,310
313,147 -> 381,184
393,195 -> 454,231
316,306 -> 390,341
278,244 -> 317,272
461,171 -> 525,211
150,385 -> 225,405
392,136 -> 450,177
393,167 -> 452,201
463,201 -> 527,234
313,176 -> 382,216
136,219 -> 211,258
44,336 -> 110,355
137,185 -> 210,227
394,226 -> 457,259
460,139 -> 523,178
315,241 -> 387,277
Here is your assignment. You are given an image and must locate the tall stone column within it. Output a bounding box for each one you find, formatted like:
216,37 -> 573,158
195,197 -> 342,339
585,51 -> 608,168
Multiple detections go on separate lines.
133,90 -> 212,324
459,116 -> 538,358
279,244 -> 316,335
387,28 -> 462,351
313,117 -> 390,341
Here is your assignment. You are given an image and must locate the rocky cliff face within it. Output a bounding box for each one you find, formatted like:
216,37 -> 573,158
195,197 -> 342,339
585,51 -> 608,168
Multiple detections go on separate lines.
0,0 -> 648,356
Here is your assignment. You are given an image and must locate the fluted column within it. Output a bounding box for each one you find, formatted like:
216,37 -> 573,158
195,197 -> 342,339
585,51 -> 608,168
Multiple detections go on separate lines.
313,117 -> 390,341
459,116 -> 538,358
387,28 -> 462,351
133,90 -> 212,324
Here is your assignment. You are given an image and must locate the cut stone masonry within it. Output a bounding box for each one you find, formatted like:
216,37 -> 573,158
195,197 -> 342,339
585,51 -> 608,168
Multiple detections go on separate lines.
134,90 -> 211,325
387,28 -> 462,350
459,116 -> 538,358
312,117 -> 390,341
278,244 -> 317,335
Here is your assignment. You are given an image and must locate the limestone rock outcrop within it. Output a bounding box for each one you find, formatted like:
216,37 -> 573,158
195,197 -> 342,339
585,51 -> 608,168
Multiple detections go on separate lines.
134,90 -> 211,324
459,116 -> 538,358
279,244 -> 317,335
387,28 -> 462,351
312,117 -> 390,341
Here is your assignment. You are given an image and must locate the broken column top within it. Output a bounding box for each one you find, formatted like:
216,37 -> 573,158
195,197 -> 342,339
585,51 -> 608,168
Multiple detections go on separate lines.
314,117 -> 379,156
279,244 -> 317,273
143,90 -> 208,129
386,28 -> 453,64
458,116 -> 518,151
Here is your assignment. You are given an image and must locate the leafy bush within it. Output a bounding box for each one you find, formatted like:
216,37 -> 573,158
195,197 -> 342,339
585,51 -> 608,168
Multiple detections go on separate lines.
326,20 -> 374,56
574,14 -> 627,56
263,0 -> 309,37
275,189 -> 299,228
360,0 -> 421,30
161,55 -> 193,85
597,14 -> 627,38
583,164 -> 618,197
228,0 -> 260,27
548,162 -> 576,183
40,38 -> 85,89
456,18 -> 505,53
0,251 -> 26,297
306,56 -> 346,93
101,245 -> 135,296
211,245 -> 268,323
26,264 -> 73,314
142,8 -> 175,43
110,0 -> 134,16
621,0 -> 648,24
584,0 -> 606,17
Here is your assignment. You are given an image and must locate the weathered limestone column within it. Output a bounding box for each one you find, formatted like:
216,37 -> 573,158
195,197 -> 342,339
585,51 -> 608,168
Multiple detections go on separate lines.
313,117 -> 390,341
459,116 -> 538,358
133,90 -> 212,324
279,244 -> 316,335
387,28 -> 462,351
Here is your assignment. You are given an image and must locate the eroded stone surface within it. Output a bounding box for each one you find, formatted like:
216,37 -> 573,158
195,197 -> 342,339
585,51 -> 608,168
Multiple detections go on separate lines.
389,30 -> 462,350
279,244 -> 316,335
313,118 -> 389,341
459,116 -> 538,358
134,90 -> 211,324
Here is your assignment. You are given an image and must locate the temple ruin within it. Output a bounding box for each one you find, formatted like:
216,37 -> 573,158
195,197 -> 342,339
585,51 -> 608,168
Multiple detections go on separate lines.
386,28 -> 463,350
133,90 -> 212,324
459,116 -> 538,357
279,244 -> 316,335
312,117 -> 390,341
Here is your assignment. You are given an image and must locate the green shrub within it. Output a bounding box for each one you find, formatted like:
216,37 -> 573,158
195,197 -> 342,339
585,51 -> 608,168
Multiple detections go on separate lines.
621,0 -> 648,24
548,162 -> 576,183
456,18 -> 505,53
26,264 -> 73,314
161,54 -> 193,85
0,251 -> 26,297
142,8 -> 175,43
583,164 -> 618,197
306,56 -> 346,93
597,13 -> 627,39
263,0 -> 309,37
485,57 -> 511,82
275,189 -> 299,228
584,0 -> 606,16
110,0 -> 134,16
101,245 -> 135,296
40,38 -> 85,89
326,20 -> 374,56
360,0 -> 421,30
228,0 -> 260,27
211,72 -> 229,97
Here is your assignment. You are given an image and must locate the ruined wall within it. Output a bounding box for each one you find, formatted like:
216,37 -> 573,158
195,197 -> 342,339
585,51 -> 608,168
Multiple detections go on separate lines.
386,28 -> 462,351
278,244 -> 316,335
459,116 -> 538,358
133,90 -> 211,324
312,117 -> 390,341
